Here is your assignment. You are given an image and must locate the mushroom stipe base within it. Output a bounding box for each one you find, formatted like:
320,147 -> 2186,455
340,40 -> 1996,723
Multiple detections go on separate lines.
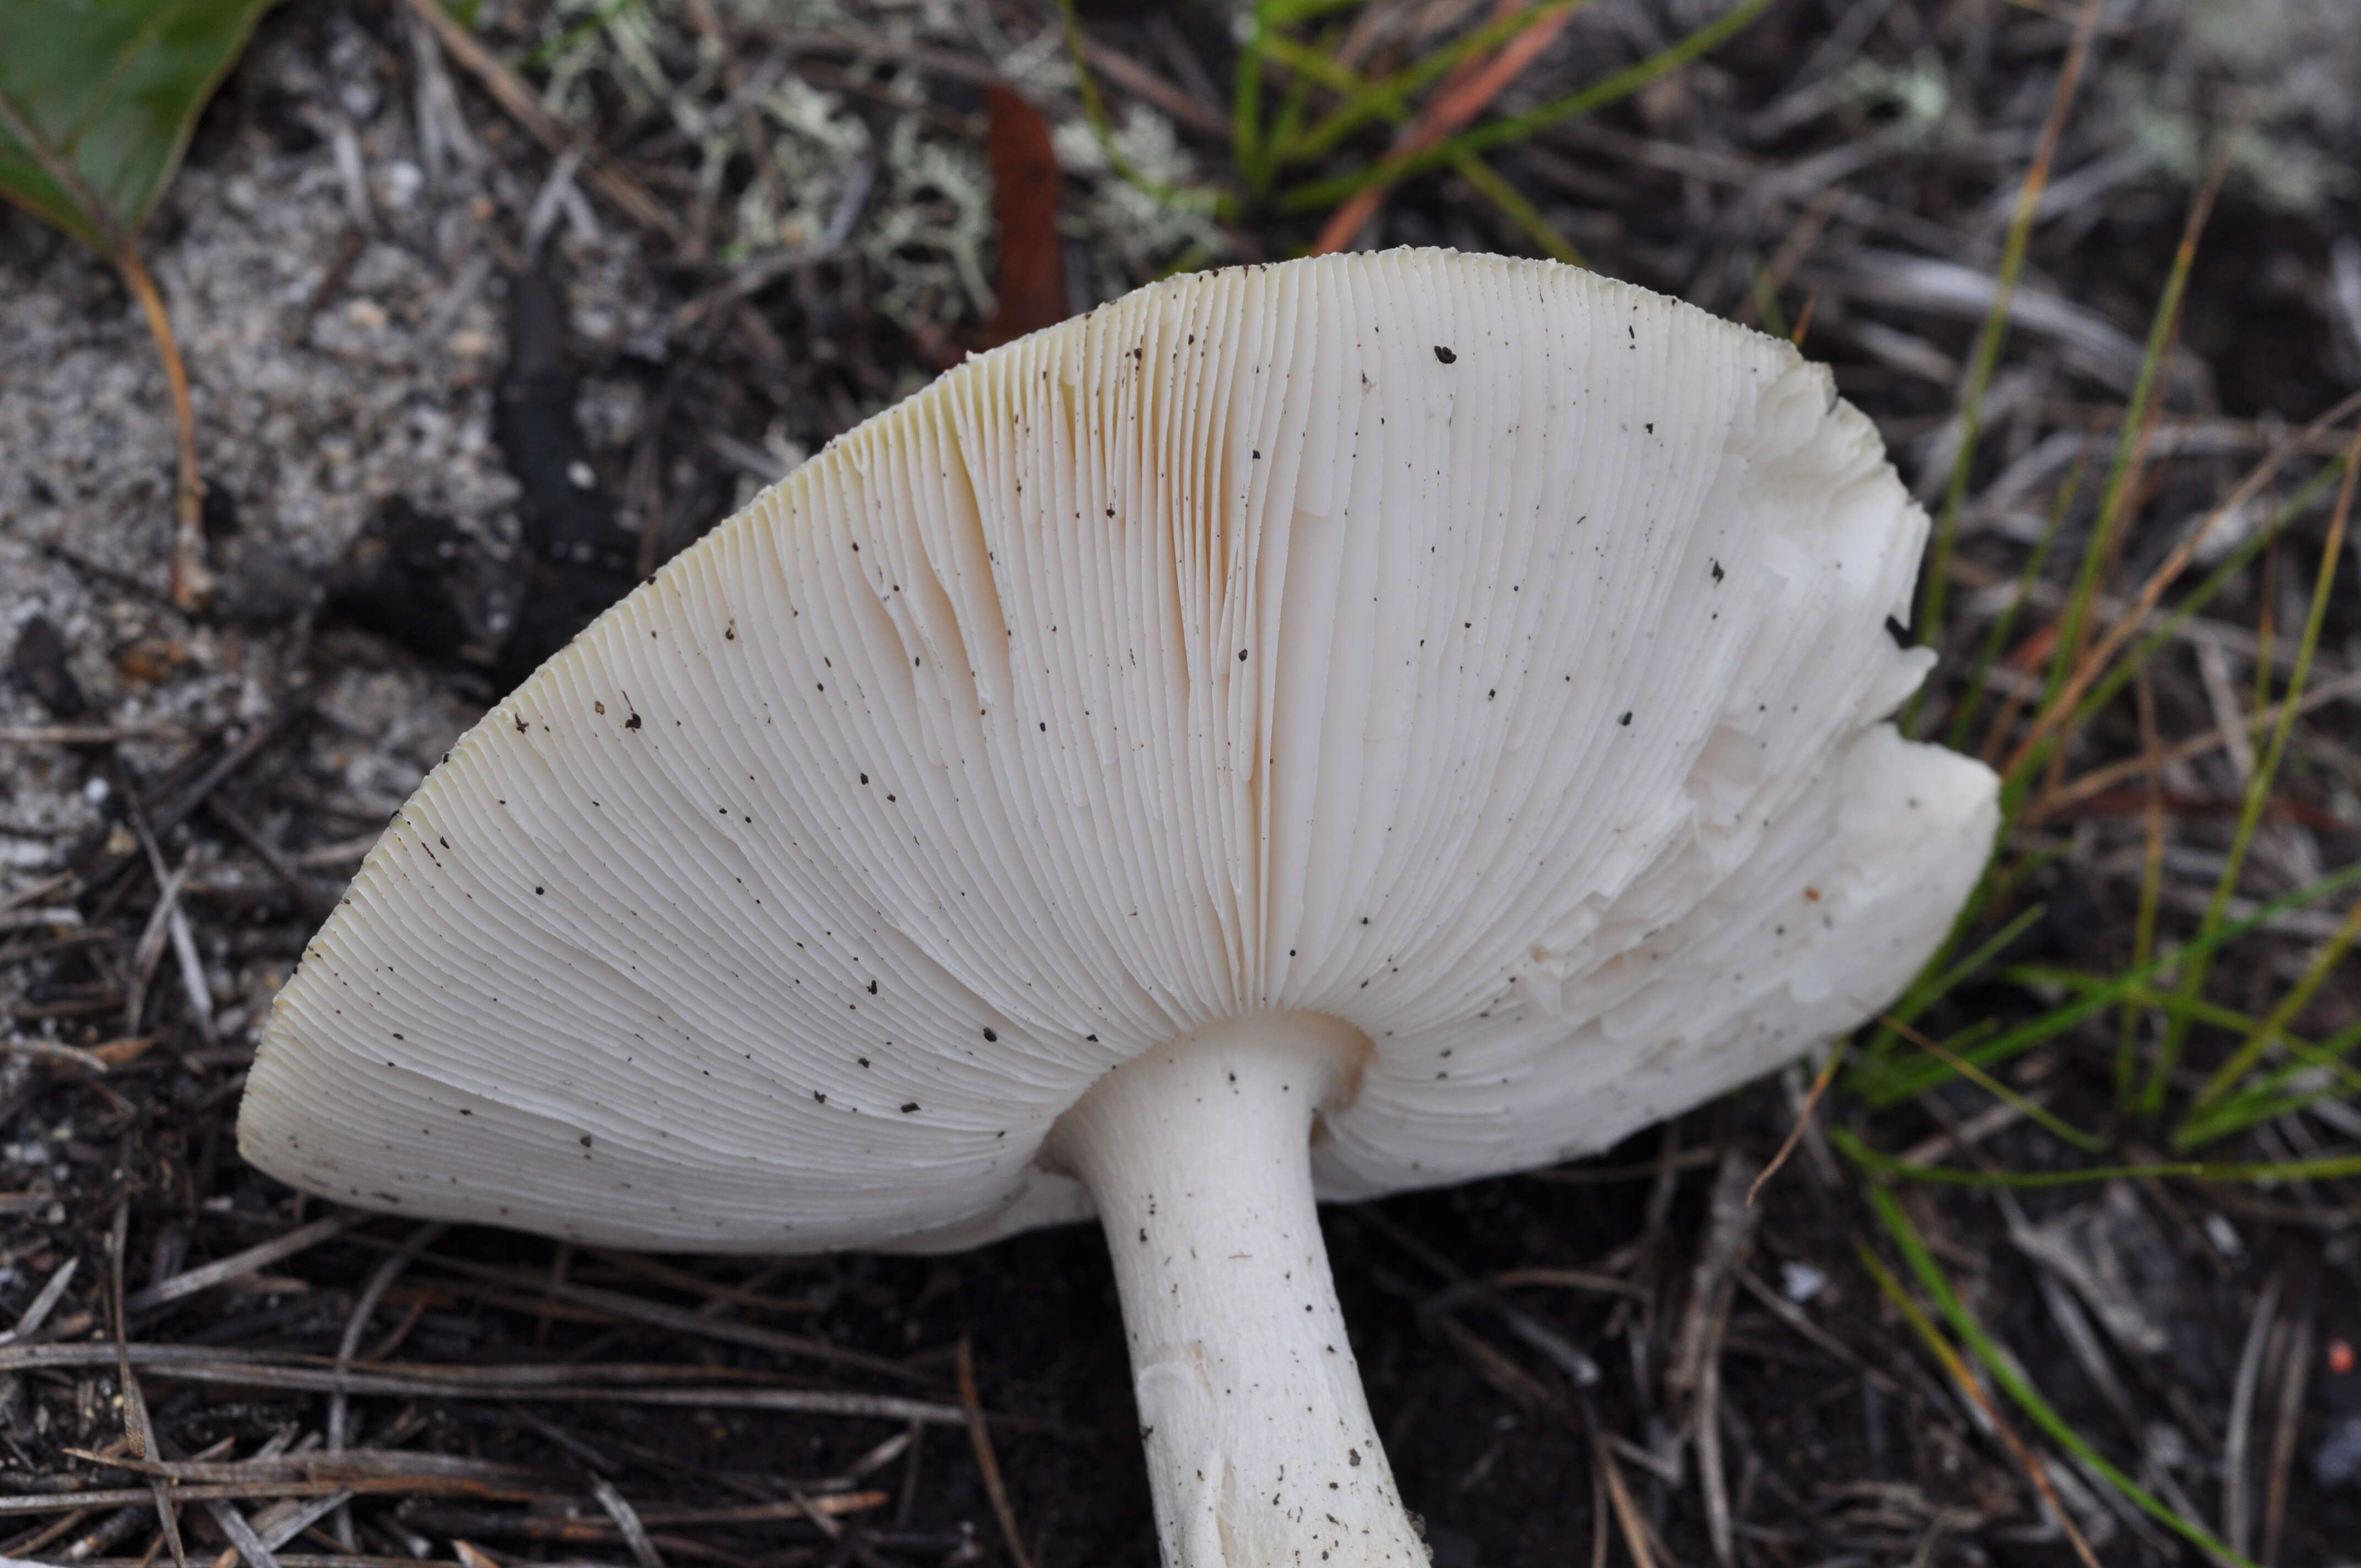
1043,1013 -> 1429,1566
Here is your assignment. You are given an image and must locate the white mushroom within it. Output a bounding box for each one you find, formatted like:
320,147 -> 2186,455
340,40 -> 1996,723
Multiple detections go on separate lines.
241,249 -> 1998,1567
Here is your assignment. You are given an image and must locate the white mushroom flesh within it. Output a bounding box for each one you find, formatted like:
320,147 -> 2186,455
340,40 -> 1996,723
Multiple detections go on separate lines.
242,249 -> 1998,1567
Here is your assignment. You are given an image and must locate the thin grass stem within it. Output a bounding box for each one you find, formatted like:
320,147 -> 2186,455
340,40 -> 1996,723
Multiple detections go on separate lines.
1950,453 -> 2083,754
1908,0 -> 2106,726
1883,1015 -> 2107,1152
1234,0 -> 1274,197
2142,416 -> 2361,1114
1860,904 -> 2044,1068
2186,888 -> 2361,1118
1865,1189 -> 2257,1564
2034,139 -> 2231,749
1846,1131 -> 2361,1195
1854,861 -> 2361,1107
1854,1243 -> 2102,1568
1282,0 -> 1590,170
1450,152 -> 1586,264
1279,0 -> 1772,213
2118,664 -> 2167,1114
1057,0 -> 1233,218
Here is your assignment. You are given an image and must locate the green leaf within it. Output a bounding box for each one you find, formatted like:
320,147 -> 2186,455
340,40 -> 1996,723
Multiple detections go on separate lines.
0,0 -> 274,254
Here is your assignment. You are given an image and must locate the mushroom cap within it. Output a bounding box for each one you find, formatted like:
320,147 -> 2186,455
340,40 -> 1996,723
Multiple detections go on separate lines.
239,250 -> 1996,1253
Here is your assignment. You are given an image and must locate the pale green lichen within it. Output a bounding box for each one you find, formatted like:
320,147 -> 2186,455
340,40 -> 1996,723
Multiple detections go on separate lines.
516,0 -> 1221,345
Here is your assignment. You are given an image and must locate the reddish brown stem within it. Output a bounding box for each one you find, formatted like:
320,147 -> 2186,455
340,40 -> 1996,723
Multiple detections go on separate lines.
115,246 -> 208,608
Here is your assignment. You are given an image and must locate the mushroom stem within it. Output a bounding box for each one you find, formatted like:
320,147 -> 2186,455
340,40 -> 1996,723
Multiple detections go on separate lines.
1044,1013 -> 1429,1567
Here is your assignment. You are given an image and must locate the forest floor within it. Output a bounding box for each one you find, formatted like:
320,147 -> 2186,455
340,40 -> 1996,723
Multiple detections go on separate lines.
5,0 -> 2361,1564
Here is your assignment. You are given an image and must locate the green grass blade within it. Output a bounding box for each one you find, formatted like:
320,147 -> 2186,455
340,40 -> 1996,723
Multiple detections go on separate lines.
1865,1188 -> 2259,1565
1859,903 -> 2045,1068
1283,0 -> 1590,170
522,0 -> 647,73
1450,151 -> 1586,264
1889,1017 -> 2108,1152
1854,861 -> 2361,1107
2037,155 -> 2228,742
1056,0 -> 1234,219
1233,0 -> 1274,198
1253,29 -> 1589,266
1845,1130 -> 2361,1193
2037,456 -> 2351,789
1279,0 -> 1772,215
1266,0 -> 1370,29
2183,888 -> 2361,1121
1947,455 -> 2082,753
2175,1021 -> 2361,1146
1261,31 -> 1325,179
1747,260 -> 1792,340
2115,671 -> 2167,1115
1852,1243 -> 2096,1562
2143,424 -> 2361,1114
1909,0 -> 2106,725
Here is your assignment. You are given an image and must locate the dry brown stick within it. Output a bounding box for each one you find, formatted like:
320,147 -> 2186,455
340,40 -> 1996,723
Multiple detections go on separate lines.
2222,1270 -> 2284,1558
1432,1313 -> 1559,1412
2,1502 -> 107,1558
393,1510 -> 771,1565
1671,1155 -> 1760,1568
1524,1145 -> 1722,1186
0,1255 -> 79,1347
2001,386 -> 2361,782
516,1494 -> 883,1531
198,795 -> 331,921
0,1480 -> 567,1517
0,1343 -> 975,1425
1078,37 -> 1229,138
156,1436 -> 282,1568
0,725 -> 195,745
583,1250 -> 819,1314
329,1222 -> 443,1549
955,1336 -> 1032,1568
105,691 -> 314,885
1585,1413 -> 1663,1568
1874,1253 -> 2103,1568
1362,1209 -> 1601,1385
591,1478 -> 666,1568
1733,1268 -> 1870,1372
2129,662 -> 2168,1075
393,1248 -> 920,1382
1486,1267 -> 1647,1300
1693,1293 -> 1738,1568
67,1450 -> 542,1488
749,25 -> 1005,88
0,870 -> 75,918
75,1559 -> 474,1568
0,1037 -> 115,1071
2030,663 -> 2361,818
1671,1153 -> 1761,1403
1312,0 -> 1577,255
1749,1041 -> 1843,1205
105,1199 -> 187,1568
1585,1457 -> 1608,1568
113,249 -> 209,608
398,0 -> 685,248
2261,1302 -> 2313,1566
125,1214 -> 361,1313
